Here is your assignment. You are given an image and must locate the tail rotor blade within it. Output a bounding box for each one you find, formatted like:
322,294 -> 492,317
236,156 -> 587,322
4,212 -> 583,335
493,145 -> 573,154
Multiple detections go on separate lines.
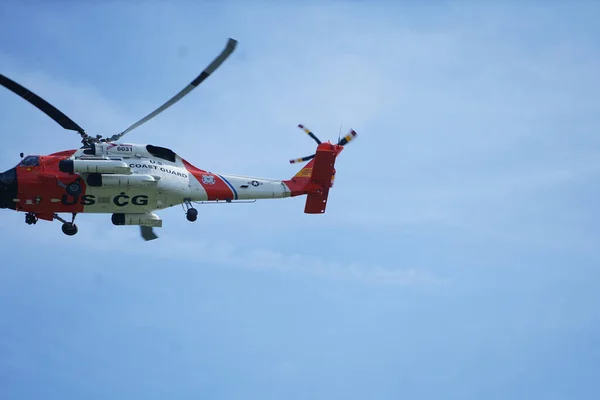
337,129 -> 357,146
289,154 -> 316,164
105,37 -> 238,143
298,124 -> 322,145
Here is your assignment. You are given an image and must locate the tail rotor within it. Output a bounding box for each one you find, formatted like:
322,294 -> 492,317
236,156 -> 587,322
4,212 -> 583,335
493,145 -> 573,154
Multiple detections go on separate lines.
289,123 -> 358,164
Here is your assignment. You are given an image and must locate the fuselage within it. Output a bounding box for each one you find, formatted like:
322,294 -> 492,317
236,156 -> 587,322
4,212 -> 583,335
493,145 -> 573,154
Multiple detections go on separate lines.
0,142 -> 291,220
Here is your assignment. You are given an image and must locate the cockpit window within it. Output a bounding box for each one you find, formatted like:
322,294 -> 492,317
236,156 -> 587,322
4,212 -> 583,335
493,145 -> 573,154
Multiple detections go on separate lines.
19,156 -> 40,167
146,145 -> 176,162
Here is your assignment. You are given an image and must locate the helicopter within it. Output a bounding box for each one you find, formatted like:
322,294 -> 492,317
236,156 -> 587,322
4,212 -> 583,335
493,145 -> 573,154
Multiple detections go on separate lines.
0,37 -> 357,241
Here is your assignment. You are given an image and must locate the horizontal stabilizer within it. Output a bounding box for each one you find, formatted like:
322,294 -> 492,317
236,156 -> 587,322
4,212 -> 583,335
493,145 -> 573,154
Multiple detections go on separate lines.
304,189 -> 330,214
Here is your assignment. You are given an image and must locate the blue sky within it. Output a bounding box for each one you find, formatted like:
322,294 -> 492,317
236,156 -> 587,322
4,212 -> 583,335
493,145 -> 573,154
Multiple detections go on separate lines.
1,1 -> 599,399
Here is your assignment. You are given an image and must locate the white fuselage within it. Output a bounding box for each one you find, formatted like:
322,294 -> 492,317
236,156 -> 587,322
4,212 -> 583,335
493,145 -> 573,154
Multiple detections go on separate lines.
67,142 -> 291,215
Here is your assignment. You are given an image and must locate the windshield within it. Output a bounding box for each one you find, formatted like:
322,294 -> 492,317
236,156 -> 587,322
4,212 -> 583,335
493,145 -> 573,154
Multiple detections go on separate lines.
19,156 -> 40,167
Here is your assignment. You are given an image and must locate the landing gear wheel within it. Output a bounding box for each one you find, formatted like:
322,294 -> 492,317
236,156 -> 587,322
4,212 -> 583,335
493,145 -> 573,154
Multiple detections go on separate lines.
66,181 -> 82,196
183,199 -> 198,222
186,208 -> 198,222
61,222 -> 78,236
25,213 -> 37,225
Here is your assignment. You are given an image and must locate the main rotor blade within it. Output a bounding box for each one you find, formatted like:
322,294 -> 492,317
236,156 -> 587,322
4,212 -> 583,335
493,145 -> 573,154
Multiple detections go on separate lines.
105,37 -> 238,142
0,73 -> 87,136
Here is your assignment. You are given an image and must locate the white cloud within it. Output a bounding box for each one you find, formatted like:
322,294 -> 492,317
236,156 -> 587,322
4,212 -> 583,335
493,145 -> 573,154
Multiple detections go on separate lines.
151,237 -> 446,286
1,209 -> 444,287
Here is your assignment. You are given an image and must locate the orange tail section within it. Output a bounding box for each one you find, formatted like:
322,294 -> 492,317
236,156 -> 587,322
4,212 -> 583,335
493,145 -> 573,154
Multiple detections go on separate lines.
283,142 -> 344,214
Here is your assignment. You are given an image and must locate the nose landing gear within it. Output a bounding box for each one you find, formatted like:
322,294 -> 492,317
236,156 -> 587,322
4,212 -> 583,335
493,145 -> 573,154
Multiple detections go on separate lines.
25,212 -> 78,236
25,212 -> 38,225
54,213 -> 78,236
61,222 -> 78,236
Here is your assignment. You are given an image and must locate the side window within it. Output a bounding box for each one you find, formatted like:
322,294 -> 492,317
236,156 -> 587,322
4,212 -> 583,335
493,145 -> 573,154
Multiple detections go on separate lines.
146,145 -> 176,162
20,156 -> 40,167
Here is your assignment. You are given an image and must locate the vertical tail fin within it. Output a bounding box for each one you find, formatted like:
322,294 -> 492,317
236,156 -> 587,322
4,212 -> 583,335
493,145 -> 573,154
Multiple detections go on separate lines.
283,142 -> 343,214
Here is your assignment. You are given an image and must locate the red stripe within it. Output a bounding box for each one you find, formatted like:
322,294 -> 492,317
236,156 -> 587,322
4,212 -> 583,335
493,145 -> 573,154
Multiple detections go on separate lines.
181,159 -> 234,201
